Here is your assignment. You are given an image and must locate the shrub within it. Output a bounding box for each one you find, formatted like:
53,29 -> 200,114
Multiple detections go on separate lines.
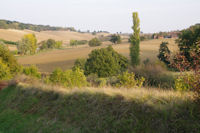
72,58 -> 86,70
131,63 -> 175,89
23,65 -> 41,78
70,40 -> 78,46
175,74 -> 194,91
88,38 -> 102,47
0,44 -> 20,74
49,68 -> 88,88
0,59 -> 11,80
40,39 -> 63,50
110,34 -> 121,44
85,46 -> 128,77
115,71 -> 145,88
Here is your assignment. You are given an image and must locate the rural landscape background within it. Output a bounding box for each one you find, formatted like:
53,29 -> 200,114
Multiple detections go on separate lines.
0,0 -> 200,133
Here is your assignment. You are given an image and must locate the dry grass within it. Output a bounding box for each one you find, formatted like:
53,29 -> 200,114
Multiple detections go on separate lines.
0,76 -> 199,133
0,29 -> 95,44
18,38 -> 178,72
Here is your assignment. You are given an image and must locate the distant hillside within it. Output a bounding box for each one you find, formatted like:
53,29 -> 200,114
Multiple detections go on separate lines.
0,29 -> 95,43
0,19 -> 76,32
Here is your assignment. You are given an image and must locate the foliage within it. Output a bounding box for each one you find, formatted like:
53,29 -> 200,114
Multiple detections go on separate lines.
72,58 -> 86,70
131,63 -> 175,89
0,59 -> 11,80
175,74 -> 194,91
157,42 -> 171,66
176,24 -> 200,66
130,12 -> 140,67
0,19 -> 76,32
0,39 -> 18,45
0,43 -> 20,74
49,68 -> 88,88
171,42 -> 200,103
115,71 -> 145,88
88,38 -> 102,47
23,65 -> 41,78
85,46 -> 128,77
70,40 -> 78,46
17,34 -> 37,55
109,34 -> 121,44
70,40 -> 88,47
40,39 -> 63,50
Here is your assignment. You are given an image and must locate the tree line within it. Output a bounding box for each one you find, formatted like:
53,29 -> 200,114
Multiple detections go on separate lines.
0,19 -> 76,32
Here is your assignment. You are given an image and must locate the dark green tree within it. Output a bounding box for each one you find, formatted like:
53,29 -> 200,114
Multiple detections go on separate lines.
88,38 -> 102,47
110,34 -> 121,44
157,42 -> 171,66
130,12 -> 140,67
176,24 -> 200,65
85,46 -> 128,77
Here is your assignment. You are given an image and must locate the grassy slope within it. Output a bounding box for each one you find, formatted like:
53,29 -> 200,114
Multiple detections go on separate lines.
0,29 -> 95,44
0,82 -> 199,133
17,38 -> 178,72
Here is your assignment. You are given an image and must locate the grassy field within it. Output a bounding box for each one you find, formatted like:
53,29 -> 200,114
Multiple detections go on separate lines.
17,38 -> 178,72
0,79 -> 199,133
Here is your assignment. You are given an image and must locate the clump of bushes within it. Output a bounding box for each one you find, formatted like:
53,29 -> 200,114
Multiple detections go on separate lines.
49,67 -> 88,88
174,73 -> 195,91
39,39 -> 62,50
23,65 -> 41,79
109,34 -> 121,44
115,71 -> 145,88
85,46 -> 128,77
88,38 -> 102,47
0,43 -> 21,75
70,40 -> 88,46
131,63 -> 175,89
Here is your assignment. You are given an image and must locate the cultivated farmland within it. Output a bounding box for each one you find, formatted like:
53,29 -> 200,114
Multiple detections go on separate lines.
17,38 -> 178,72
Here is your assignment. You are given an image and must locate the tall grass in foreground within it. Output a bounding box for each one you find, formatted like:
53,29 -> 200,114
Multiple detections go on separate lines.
0,78 -> 199,133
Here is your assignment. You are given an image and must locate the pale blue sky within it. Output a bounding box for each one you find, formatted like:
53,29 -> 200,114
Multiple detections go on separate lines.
1,0 -> 200,33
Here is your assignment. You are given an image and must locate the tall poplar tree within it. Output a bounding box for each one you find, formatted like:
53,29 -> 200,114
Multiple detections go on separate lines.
130,12 -> 140,66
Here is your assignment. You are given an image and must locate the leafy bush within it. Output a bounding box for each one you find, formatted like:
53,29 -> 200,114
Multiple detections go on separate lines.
0,59 -> 11,80
175,74 -> 194,91
72,58 -> 86,70
115,71 -> 145,88
49,68 -> 88,88
85,46 -> 128,77
0,44 -> 20,74
23,65 -> 41,78
110,34 -> 121,44
131,63 -> 175,89
0,39 -> 18,45
40,39 -> 63,50
88,38 -> 102,47
70,40 -> 87,46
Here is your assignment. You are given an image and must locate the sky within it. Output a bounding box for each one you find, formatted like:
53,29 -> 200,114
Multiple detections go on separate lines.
1,0 -> 200,33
